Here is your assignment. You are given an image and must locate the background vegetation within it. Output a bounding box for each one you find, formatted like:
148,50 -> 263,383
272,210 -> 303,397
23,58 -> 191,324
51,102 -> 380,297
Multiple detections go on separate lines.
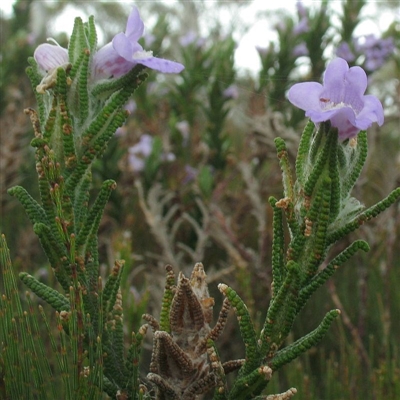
1,0 -> 399,398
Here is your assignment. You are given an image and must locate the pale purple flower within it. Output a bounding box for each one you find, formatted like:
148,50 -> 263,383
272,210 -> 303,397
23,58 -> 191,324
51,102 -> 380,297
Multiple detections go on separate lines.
33,41 -> 70,93
34,42 -> 69,71
293,1 -> 309,36
92,6 -> 184,80
179,31 -> 197,47
27,32 -> 38,46
115,126 -> 127,137
335,42 -> 355,63
182,165 -> 198,184
128,134 -> 175,172
292,42 -> 309,58
296,1 -> 307,19
288,58 -> 384,140
143,33 -> 156,47
179,31 -> 206,48
128,134 -> 153,172
293,17 -> 309,36
124,99 -> 137,114
223,84 -> 239,100
355,35 -> 394,71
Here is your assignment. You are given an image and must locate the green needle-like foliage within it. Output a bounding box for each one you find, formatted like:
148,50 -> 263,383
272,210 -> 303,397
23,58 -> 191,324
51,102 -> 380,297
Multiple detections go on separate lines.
159,265 -> 176,333
269,309 -> 341,371
218,284 -> 260,377
2,4 -> 399,399
19,272 -> 70,311
260,261 -> 301,358
269,196 -> 285,295
213,121 -> 399,399
1,235 -> 70,399
2,12 -> 152,399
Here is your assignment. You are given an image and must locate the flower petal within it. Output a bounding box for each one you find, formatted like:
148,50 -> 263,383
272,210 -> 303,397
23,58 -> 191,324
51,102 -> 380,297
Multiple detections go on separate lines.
113,32 -> 136,61
322,58 -> 349,103
341,66 -> 367,113
306,105 -> 358,133
306,108 -> 342,123
329,107 -> 356,128
125,6 -> 144,42
92,5 -> 184,79
34,43 -> 69,71
92,42 -> 134,80
287,82 -> 323,112
138,57 -> 185,74
355,94 -> 384,128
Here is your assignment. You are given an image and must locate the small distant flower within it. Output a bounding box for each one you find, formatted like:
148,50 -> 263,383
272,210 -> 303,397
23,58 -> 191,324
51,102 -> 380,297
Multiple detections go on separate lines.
179,31 -> 206,48
128,134 -> 153,172
293,1 -> 309,36
293,17 -> 309,36
296,1 -> 307,19
288,58 -> 384,140
180,31 -> 196,47
115,126 -> 127,137
355,34 -> 394,71
335,42 -> 355,63
223,84 -> 239,100
124,99 -> 137,114
92,6 -> 184,80
143,33 -> 156,48
182,165 -> 198,184
27,32 -> 38,46
128,134 -> 175,172
292,42 -> 309,58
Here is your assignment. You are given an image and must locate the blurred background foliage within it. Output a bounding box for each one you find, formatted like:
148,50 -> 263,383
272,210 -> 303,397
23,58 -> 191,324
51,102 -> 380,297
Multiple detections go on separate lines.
1,0 -> 399,398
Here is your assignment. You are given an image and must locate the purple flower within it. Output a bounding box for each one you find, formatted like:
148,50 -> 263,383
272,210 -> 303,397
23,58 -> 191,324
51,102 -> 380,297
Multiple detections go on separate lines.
124,99 -> 137,114
296,1 -> 307,19
355,34 -> 394,71
92,6 -> 184,80
292,42 -> 309,58
128,134 -> 153,172
179,31 -> 206,48
288,58 -> 384,140
33,41 -> 70,93
182,165 -> 198,184
33,6 -> 184,89
293,17 -> 309,36
223,84 -> 239,100
293,2 -> 309,36
128,134 -> 175,172
335,42 -> 355,63
34,42 -> 69,71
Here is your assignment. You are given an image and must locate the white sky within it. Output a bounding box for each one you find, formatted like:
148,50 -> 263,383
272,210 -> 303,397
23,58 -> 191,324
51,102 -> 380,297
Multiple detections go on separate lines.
1,1 -> 396,73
